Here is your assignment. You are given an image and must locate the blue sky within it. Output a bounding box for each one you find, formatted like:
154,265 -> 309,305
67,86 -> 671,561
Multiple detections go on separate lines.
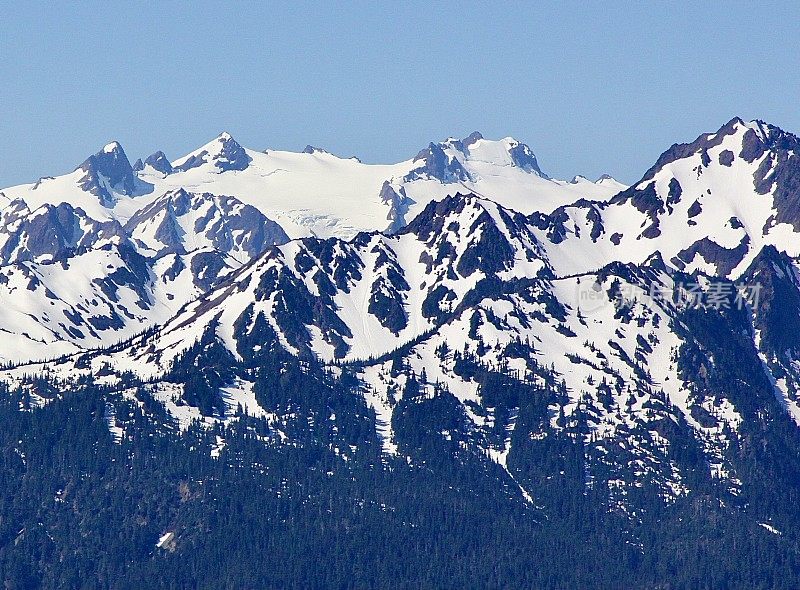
1,1 -> 799,187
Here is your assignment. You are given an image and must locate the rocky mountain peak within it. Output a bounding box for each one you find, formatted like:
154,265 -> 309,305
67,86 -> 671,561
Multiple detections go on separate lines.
173,132 -> 251,173
143,150 -> 173,175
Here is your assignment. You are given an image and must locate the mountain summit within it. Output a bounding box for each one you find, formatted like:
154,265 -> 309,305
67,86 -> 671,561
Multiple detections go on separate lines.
173,132 -> 252,173
76,141 -> 138,205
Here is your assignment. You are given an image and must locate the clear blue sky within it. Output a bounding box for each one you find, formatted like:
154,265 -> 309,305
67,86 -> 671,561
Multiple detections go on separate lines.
1,1 -> 799,187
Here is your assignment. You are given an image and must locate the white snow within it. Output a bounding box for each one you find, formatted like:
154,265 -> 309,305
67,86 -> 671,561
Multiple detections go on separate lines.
156,531 -> 175,548
759,522 -> 781,535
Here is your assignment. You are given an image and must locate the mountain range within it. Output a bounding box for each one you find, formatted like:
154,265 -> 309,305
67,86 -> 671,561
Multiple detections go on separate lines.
3,118 -> 800,587
0,131 -> 622,364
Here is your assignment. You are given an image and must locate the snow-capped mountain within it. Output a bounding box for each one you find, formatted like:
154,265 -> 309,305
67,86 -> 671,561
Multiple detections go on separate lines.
123,188 -> 287,262
6,118 -> 800,529
0,142 -> 292,362
535,117 -> 800,278
0,130 -> 622,363
3,131 -> 624,240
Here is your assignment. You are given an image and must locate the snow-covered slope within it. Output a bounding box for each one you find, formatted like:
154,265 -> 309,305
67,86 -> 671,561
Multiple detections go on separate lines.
534,117 -> 800,278
46,194 -> 550,377
0,244 -> 244,364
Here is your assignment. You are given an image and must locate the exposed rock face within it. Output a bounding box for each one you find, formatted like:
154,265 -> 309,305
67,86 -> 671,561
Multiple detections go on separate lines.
405,142 -> 472,183
0,199 -> 125,264
124,189 -> 289,258
77,142 -> 141,205
143,151 -> 173,175
174,133 -> 252,173
508,141 -> 545,175
380,181 -> 415,234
